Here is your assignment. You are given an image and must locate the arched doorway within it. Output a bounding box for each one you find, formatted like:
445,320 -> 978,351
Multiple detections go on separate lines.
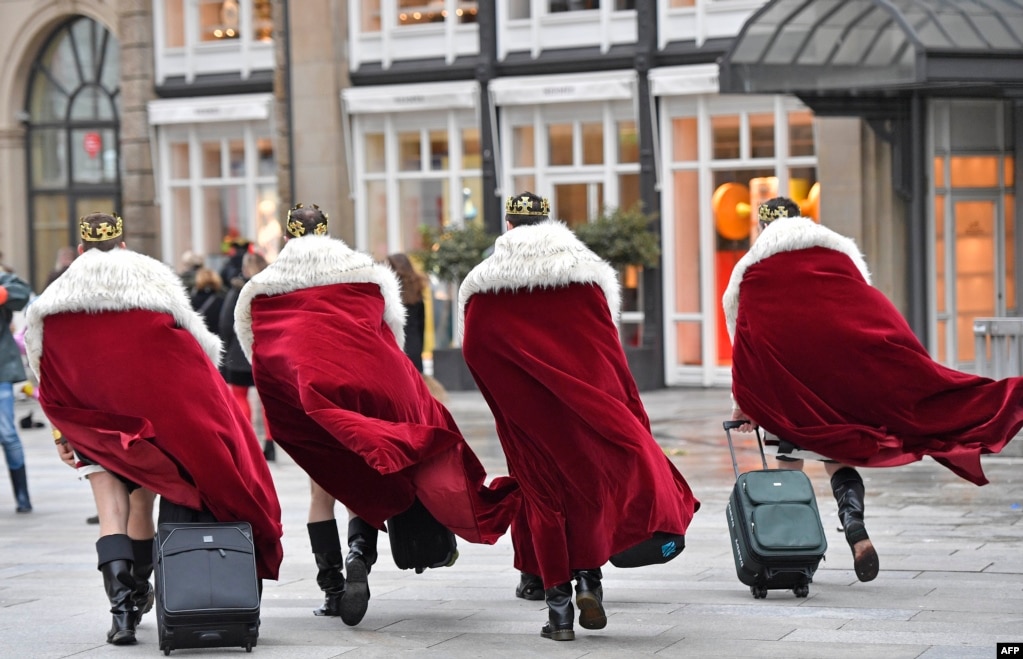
25,16 -> 120,289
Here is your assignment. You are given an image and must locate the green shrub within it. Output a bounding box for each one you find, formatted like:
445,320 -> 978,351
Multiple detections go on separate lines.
575,204 -> 660,268
414,222 -> 498,282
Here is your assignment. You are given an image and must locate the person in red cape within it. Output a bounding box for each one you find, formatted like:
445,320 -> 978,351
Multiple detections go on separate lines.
233,203 -> 520,627
25,212 -> 284,646
458,191 -> 700,642
725,196 -> 1023,583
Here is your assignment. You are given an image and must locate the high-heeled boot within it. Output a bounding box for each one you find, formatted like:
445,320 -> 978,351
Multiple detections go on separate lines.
573,568 -> 606,630
831,467 -> 879,582
308,519 -> 345,616
340,516 -> 378,627
541,582 -> 575,641
97,534 -> 139,645
130,537 -> 155,626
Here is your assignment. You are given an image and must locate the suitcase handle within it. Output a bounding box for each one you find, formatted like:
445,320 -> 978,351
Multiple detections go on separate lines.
723,420 -> 768,479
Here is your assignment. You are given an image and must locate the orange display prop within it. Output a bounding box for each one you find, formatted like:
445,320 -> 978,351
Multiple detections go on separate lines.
712,182 -> 751,240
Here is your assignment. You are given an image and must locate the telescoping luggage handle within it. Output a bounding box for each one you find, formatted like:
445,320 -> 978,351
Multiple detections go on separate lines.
723,420 -> 769,479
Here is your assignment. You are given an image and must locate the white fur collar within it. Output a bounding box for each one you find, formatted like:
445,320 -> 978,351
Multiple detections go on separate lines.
457,220 -> 620,340
234,235 -> 406,363
24,248 -> 223,378
722,216 -> 871,340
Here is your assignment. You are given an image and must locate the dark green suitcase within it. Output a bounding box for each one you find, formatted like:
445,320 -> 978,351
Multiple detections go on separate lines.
724,421 -> 827,599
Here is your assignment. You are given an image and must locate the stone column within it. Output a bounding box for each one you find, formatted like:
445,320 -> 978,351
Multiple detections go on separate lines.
118,1 -> 158,257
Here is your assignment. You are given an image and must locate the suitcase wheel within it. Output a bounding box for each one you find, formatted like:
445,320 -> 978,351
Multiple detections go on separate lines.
793,583 -> 809,598
750,585 -> 768,599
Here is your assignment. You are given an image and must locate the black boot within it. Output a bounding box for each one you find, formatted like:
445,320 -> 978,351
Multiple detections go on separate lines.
9,466 -> 31,513
831,467 -> 879,582
131,537 -> 155,626
540,582 -> 575,641
263,440 -> 276,462
573,568 -> 606,630
340,517 -> 378,627
515,572 -> 544,601
308,519 -> 345,617
97,535 -> 139,645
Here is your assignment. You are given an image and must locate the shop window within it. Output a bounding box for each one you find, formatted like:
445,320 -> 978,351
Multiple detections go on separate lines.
202,141 -> 222,177
400,178 -> 447,252
171,188 -> 193,265
549,1 -> 600,12
672,117 -> 697,162
1007,195 -> 1016,313
669,0 -> 695,6
950,156 -> 999,188
365,133 -> 385,172
71,128 -> 117,184
712,115 -> 740,160
618,121 -> 638,163
619,173 -> 640,210
399,131 -> 421,171
513,125 -> 535,167
165,0 -> 186,47
429,130 -> 449,170
582,122 -> 604,165
548,123 -> 573,166
750,113 -> 774,158
462,128 -> 480,168
788,110 -> 815,157
362,0 -> 382,31
615,0 -> 636,9
30,130 -> 67,188
1006,157 -> 1015,187
508,0 -> 530,18
253,0 -> 273,41
200,0 -> 240,41
397,1 -> 478,26
933,156 -> 945,188
170,143 -> 190,179
461,177 -> 481,222
513,174 -> 536,195
366,180 -> 388,257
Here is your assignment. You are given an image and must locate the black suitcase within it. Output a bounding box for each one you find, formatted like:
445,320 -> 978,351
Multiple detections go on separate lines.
155,521 -> 261,655
723,420 -> 827,599
387,498 -> 459,574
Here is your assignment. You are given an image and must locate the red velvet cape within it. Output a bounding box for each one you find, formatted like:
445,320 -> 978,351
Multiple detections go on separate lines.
731,246 -> 1023,485
248,283 -> 519,542
38,310 -> 284,579
462,283 -> 700,588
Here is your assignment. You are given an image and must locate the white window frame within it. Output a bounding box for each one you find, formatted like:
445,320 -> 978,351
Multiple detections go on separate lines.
658,86 -> 816,387
497,0 -> 637,60
349,0 -> 480,71
153,0 -> 275,85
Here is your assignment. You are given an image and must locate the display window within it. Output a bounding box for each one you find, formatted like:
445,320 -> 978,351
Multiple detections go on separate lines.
156,119 -> 278,271
660,93 -> 818,386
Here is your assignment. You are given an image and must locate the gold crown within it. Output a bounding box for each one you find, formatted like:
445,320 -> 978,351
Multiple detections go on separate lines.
80,215 -> 124,242
758,203 -> 792,224
505,194 -> 550,216
286,203 -> 329,238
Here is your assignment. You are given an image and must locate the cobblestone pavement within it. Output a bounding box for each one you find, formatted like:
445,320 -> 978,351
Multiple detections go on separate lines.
0,388 -> 1020,658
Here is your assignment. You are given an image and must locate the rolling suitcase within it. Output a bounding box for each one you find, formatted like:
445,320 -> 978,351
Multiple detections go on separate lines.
387,498 -> 459,574
723,420 -> 827,599
155,521 -> 261,655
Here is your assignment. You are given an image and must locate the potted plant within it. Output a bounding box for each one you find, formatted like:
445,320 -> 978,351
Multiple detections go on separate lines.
414,222 -> 498,391
574,203 -> 662,390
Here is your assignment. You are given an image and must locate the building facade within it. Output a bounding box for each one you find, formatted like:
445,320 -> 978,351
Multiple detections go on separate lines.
0,1 -> 1018,389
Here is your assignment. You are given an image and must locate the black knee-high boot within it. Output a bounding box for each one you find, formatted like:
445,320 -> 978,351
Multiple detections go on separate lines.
340,517 -> 378,627
97,534 -> 139,645
541,582 -> 575,641
308,519 -> 345,617
130,537 -> 155,625
831,467 -> 879,582
573,568 -> 606,630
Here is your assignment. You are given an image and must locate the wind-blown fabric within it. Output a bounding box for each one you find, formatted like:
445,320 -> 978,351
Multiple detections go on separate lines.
25,248 -> 284,579
235,235 -> 519,542
459,220 -> 700,588
724,216 -> 1023,485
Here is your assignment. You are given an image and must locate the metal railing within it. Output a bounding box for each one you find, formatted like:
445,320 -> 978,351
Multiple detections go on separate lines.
973,317 -> 1023,379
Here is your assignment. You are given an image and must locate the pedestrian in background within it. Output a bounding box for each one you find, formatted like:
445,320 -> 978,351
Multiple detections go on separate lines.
189,266 -> 225,334
219,250 -> 274,461
386,253 -> 427,373
0,266 -> 32,514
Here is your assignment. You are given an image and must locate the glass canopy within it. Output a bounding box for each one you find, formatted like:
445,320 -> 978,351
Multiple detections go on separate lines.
719,0 -> 1023,94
